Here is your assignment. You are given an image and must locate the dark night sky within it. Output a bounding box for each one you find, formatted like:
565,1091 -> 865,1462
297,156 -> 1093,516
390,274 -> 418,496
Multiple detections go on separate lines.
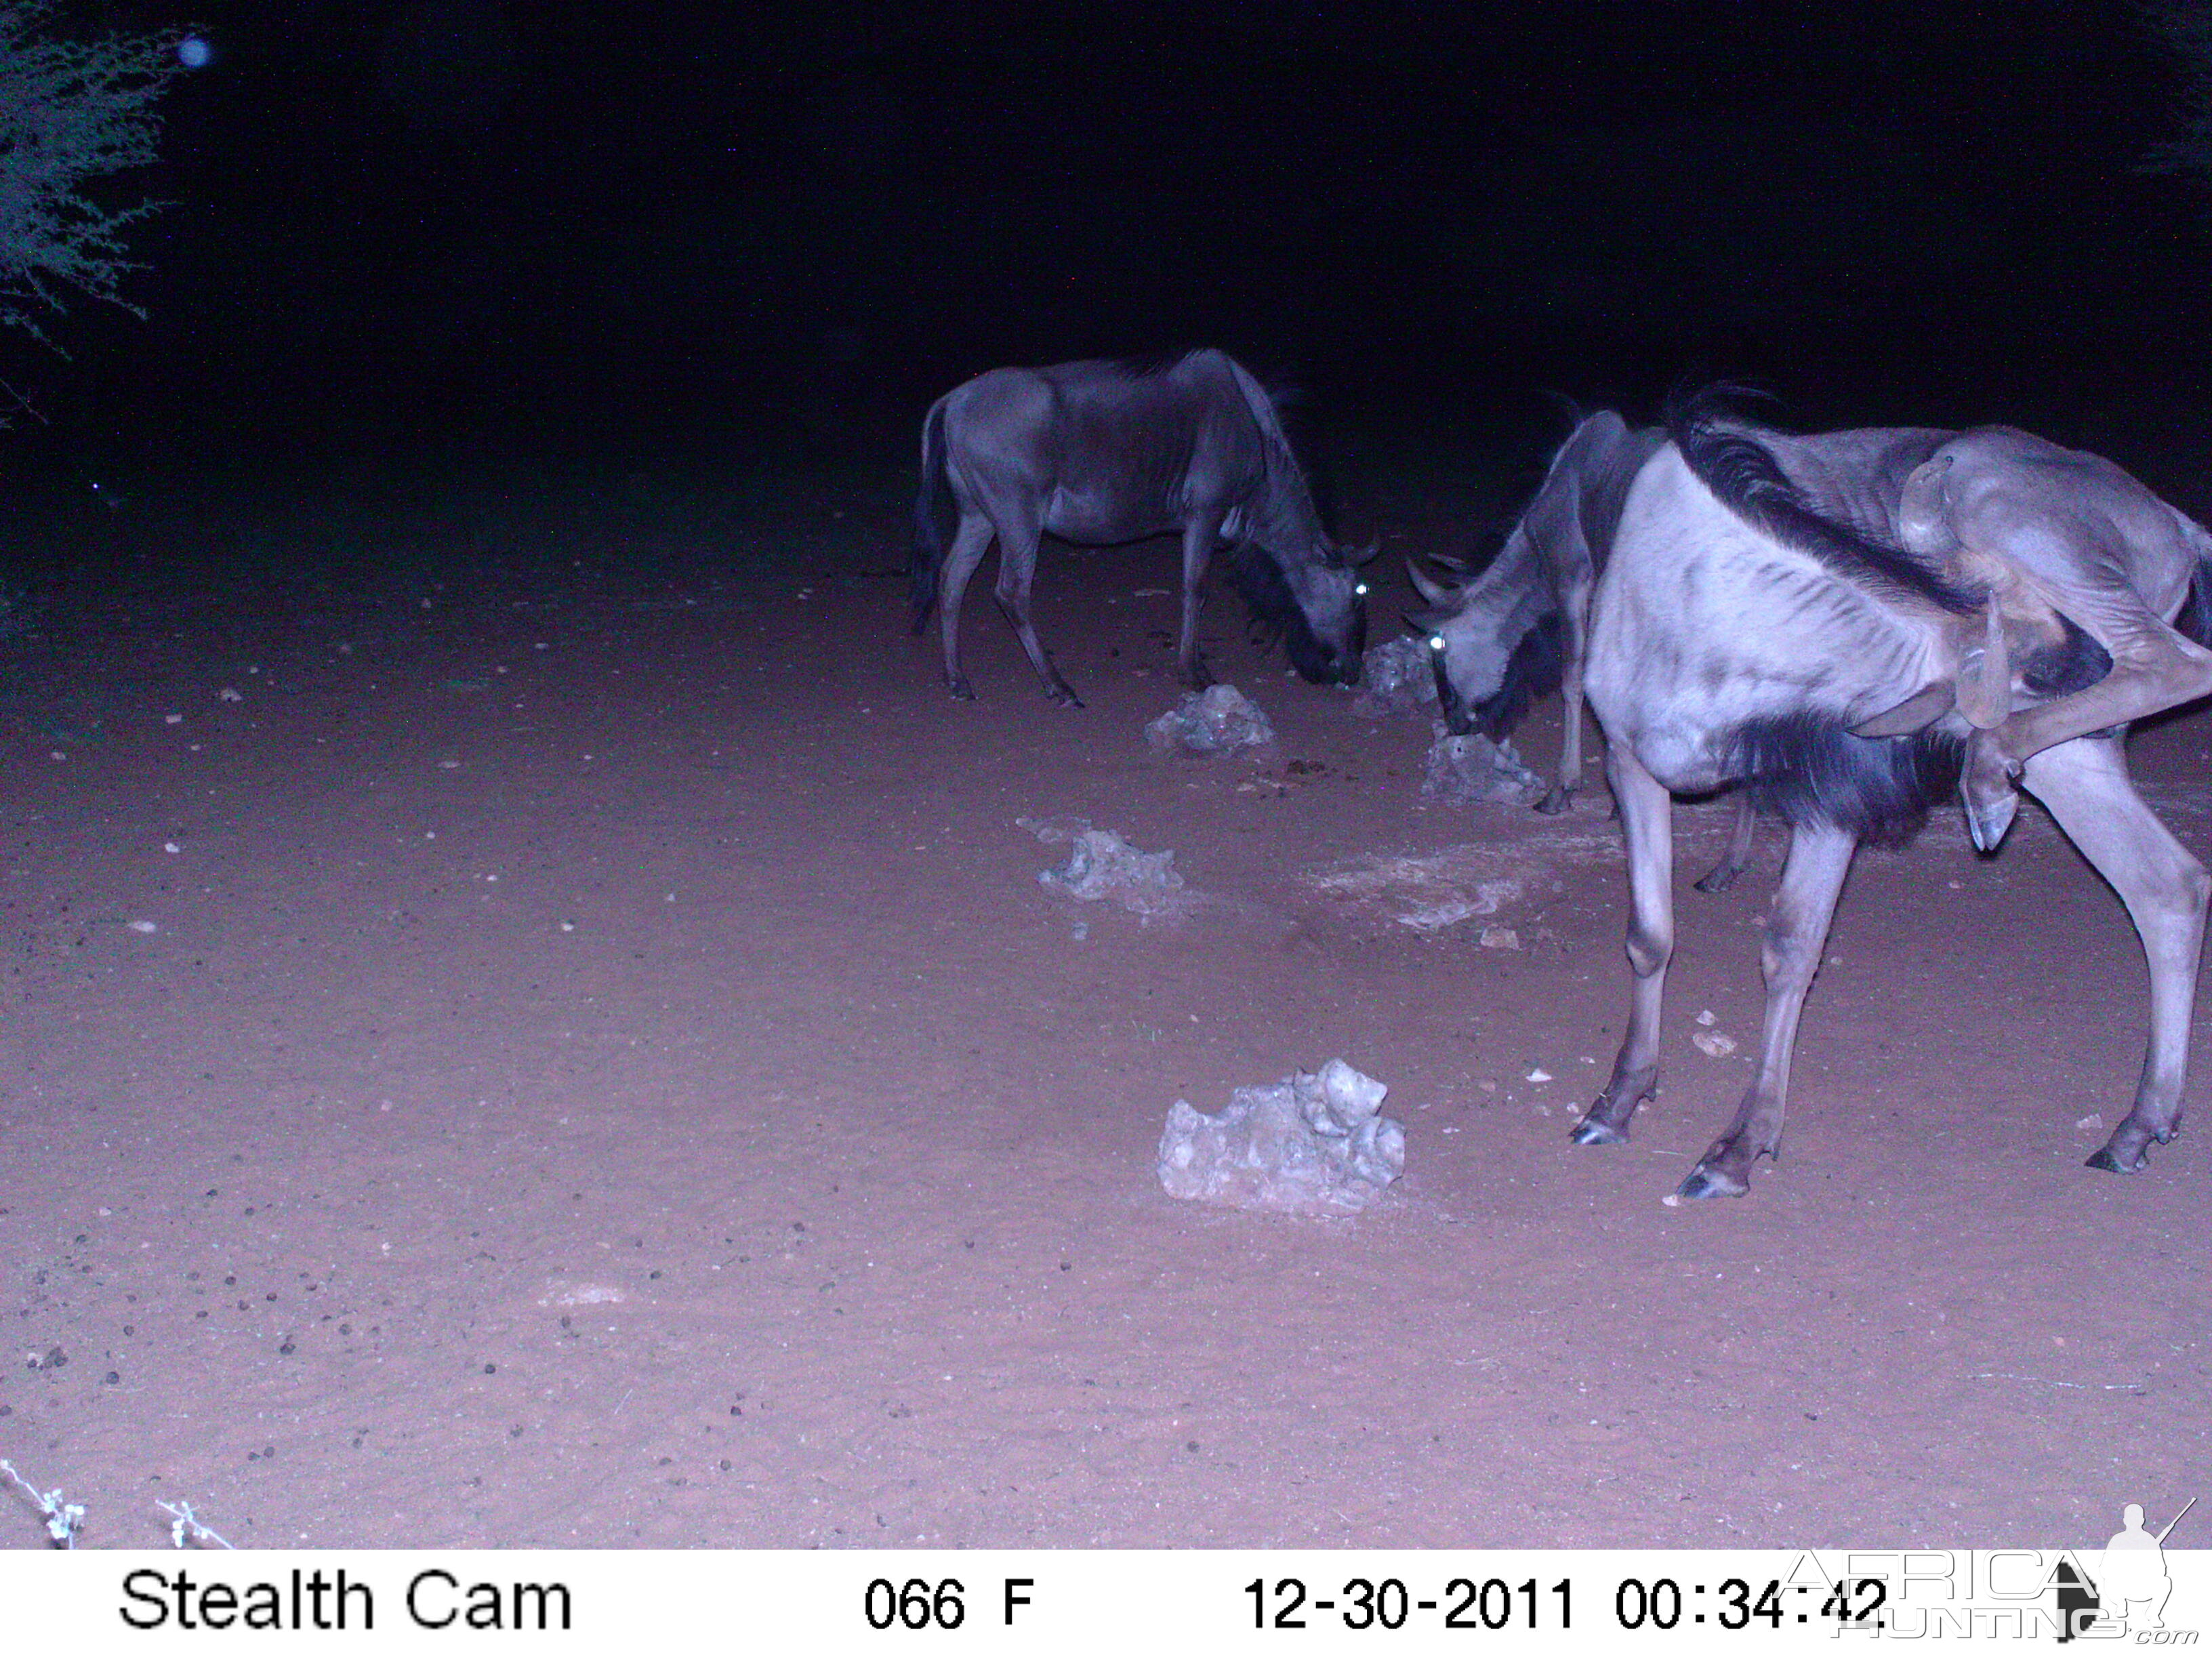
16,1 -> 2211,475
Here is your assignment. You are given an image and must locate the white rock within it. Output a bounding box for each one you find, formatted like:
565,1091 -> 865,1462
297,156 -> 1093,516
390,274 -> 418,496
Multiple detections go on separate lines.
1158,1059 -> 1405,1216
1421,726 -> 1543,806
1145,684 -> 1275,756
1351,637 -> 1438,714
1039,828 -> 1185,918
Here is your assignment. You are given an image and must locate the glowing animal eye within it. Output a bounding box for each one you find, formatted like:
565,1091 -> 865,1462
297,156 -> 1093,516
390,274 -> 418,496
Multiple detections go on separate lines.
1428,635 -> 1446,652
1354,582 -> 1369,596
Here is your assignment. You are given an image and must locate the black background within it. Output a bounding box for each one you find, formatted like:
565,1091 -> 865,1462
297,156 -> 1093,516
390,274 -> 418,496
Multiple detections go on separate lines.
15,1 -> 2207,486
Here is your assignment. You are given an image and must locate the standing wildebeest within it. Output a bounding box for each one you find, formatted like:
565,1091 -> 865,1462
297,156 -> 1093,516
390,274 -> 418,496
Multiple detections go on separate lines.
909,350 -> 1371,706
1407,409 -> 1662,815
1429,390 -> 2212,1197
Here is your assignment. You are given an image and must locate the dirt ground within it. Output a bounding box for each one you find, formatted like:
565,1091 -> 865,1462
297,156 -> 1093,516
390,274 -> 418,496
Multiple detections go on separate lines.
0,461 -> 2204,1551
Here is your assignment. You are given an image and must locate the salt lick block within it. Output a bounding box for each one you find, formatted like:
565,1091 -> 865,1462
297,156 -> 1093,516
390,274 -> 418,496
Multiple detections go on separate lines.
1145,684 -> 1276,756
1158,1058 -> 1406,1216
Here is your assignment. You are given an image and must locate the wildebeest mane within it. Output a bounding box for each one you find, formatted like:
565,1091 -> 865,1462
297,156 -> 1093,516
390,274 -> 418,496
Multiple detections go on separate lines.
1668,388 -> 1982,617
1224,539 -> 1340,683
1105,350 -> 1334,552
1108,349 -> 1201,382
1722,713 -> 1965,846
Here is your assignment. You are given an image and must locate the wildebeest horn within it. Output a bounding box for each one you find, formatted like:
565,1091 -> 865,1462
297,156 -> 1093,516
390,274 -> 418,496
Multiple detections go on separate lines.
1429,553 -> 1470,573
1405,558 -> 1454,607
1954,603 -> 2012,731
1403,609 -> 1450,634
1350,539 -> 1381,567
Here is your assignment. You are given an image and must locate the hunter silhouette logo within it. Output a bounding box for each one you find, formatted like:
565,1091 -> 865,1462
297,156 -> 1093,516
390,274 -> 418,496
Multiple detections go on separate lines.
2056,1496 -> 2196,1641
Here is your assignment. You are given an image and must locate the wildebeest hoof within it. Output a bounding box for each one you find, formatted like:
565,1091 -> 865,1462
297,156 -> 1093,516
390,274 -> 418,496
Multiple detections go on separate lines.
1962,785 -> 2018,854
1693,863 -> 1742,895
1675,1162 -> 1749,1200
947,676 -> 978,701
1570,1116 -> 1626,1147
1046,682 -> 1086,710
2085,1145 -> 2147,1173
1960,741 -> 2022,852
1536,785 -> 1573,816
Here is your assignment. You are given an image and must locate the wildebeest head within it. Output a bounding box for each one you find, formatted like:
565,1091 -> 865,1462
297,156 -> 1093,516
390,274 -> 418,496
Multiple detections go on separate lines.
1407,550 -> 1564,739
1229,540 -> 1374,684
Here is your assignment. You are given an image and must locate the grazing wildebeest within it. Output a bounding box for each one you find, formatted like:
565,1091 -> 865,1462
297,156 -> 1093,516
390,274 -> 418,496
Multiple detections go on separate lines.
1429,390 -> 2212,1196
909,350 -> 1371,706
1411,408 -> 1761,888
1408,408 -> 1662,815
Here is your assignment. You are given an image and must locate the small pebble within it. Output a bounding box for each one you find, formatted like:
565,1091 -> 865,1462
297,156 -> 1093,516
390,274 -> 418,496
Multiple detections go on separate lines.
127,920 -> 158,935
1525,1068 -> 1552,1083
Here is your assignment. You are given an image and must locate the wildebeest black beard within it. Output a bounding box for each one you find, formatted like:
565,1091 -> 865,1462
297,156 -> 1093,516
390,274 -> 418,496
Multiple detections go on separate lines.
1722,714 -> 1966,846
1471,609 -> 1566,740
1225,541 -> 1359,684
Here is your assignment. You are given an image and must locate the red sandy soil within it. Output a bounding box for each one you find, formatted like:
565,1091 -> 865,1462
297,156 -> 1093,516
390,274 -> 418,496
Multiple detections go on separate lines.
0,468 -> 2203,1551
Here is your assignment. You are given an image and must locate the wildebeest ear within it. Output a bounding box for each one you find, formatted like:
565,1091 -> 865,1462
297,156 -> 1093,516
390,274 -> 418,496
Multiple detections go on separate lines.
1851,680 -> 1955,738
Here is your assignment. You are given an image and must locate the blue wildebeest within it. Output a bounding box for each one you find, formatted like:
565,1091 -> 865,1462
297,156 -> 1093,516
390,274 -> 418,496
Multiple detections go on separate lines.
909,350 -> 1371,706
1428,390 -> 2212,1196
1412,408 -> 1765,889
1407,409 -> 1662,815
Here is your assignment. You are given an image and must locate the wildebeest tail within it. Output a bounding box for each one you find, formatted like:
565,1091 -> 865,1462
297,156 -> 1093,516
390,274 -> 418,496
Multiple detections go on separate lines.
909,398 -> 957,634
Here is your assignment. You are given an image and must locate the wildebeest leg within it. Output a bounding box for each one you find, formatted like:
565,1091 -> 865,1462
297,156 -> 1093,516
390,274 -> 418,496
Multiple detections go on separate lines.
1677,824 -> 1856,1200
936,513 -> 996,700
1572,745 -> 1673,1145
990,509 -> 1084,708
2018,737 -> 2211,1172
1694,797 -> 1759,893
1538,567 -> 1592,815
1176,511 -> 1227,690
1963,610 -> 2212,851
